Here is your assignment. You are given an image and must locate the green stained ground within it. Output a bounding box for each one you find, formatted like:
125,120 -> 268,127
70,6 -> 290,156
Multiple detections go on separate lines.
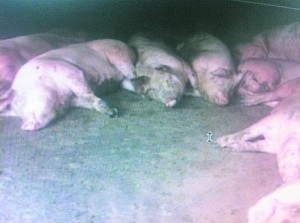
0,90 -> 282,223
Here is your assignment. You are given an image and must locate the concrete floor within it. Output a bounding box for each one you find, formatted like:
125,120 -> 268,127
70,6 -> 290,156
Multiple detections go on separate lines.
0,90 -> 283,223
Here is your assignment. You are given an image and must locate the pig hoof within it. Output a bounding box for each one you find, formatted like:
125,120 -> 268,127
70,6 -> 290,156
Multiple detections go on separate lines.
216,137 -> 228,147
217,137 -> 240,151
107,108 -> 118,118
216,97 -> 229,106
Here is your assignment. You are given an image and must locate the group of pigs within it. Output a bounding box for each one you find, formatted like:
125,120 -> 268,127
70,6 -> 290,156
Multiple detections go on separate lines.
219,22 -> 300,223
0,29 -> 242,131
1,22 -> 300,222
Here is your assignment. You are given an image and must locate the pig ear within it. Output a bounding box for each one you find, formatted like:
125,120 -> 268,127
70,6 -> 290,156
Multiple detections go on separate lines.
121,76 -> 150,94
182,62 -> 197,88
184,84 -> 203,97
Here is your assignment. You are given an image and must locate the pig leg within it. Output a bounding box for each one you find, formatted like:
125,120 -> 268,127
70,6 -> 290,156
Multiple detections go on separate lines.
47,60 -> 118,117
65,77 -> 118,117
217,115 -> 276,154
72,93 -> 118,117
64,75 -> 118,117
19,86 -> 64,131
247,197 -> 278,223
248,181 -> 300,223
276,138 -> 300,182
21,91 -> 117,131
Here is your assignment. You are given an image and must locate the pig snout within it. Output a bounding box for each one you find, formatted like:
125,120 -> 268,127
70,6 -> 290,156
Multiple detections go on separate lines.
213,93 -> 229,105
150,73 -> 184,107
148,87 -> 181,107
201,89 -> 230,106
162,75 -> 184,107
204,85 -> 232,105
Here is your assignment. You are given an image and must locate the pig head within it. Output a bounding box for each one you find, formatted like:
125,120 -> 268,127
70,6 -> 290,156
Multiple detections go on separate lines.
123,34 -> 192,107
178,32 -> 241,105
236,59 -> 300,106
236,59 -> 282,99
125,64 -> 189,107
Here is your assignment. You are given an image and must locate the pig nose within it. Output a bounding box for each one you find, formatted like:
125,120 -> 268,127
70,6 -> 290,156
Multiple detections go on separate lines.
215,93 -> 229,105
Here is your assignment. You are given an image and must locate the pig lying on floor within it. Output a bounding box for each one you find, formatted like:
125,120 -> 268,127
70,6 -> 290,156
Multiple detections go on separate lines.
0,29 -> 88,99
218,82 -> 300,182
236,58 -> 300,106
0,39 -> 135,131
248,180 -> 300,223
122,34 -> 194,107
235,22 -> 300,62
177,32 -> 241,105
218,82 -> 300,222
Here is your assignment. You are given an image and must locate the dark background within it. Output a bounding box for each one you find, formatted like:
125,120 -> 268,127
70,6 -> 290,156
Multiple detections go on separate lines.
1,0 -> 300,47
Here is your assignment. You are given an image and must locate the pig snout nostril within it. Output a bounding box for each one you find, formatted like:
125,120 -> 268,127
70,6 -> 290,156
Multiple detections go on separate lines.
216,95 -> 229,105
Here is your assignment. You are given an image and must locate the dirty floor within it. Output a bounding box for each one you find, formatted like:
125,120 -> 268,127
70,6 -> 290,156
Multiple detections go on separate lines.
0,89 -> 283,223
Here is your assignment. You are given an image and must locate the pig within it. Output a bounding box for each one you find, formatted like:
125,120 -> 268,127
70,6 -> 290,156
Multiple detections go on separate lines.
218,82 -> 300,222
0,39 -> 136,131
177,32 -> 241,105
236,59 -> 282,97
248,180 -> 300,223
217,80 -> 300,183
0,29 -> 89,99
235,22 -> 300,62
121,34 -> 194,107
237,59 -> 300,106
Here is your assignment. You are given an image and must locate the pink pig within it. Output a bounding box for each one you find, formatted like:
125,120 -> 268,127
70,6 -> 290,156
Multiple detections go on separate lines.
0,39 -> 135,131
178,32 -> 241,105
235,22 -> 300,62
0,29 -> 88,99
122,34 -> 194,107
237,58 -> 300,106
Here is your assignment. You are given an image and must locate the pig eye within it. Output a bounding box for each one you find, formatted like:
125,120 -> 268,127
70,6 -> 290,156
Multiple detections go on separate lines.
155,65 -> 172,73
213,72 -> 227,78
